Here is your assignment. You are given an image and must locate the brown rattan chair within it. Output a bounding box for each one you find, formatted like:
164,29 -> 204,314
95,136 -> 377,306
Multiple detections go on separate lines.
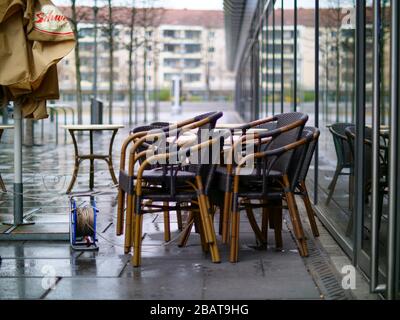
228,130 -> 314,262
293,127 -> 321,237
128,112 -> 225,266
218,112 -> 309,244
116,112 -> 219,253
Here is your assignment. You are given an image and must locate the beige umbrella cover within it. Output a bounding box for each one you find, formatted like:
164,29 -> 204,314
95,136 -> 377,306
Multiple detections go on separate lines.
0,0 -> 75,119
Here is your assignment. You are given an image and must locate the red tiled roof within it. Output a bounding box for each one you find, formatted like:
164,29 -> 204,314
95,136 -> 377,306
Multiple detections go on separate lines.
59,6 -> 224,28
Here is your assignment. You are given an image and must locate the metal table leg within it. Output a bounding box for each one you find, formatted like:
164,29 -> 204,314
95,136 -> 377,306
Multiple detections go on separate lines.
66,129 -> 81,194
106,129 -> 118,185
89,130 -> 94,190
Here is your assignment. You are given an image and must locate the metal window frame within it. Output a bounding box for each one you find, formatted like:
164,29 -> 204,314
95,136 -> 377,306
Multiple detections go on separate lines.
272,4 -> 276,115
388,0 -> 399,300
314,0 -> 319,205
281,0 -> 284,113
294,0 -> 298,112
353,0 -> 366,267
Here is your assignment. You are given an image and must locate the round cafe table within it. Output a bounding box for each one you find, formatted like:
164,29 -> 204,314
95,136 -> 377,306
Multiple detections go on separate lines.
62,124 -> 124,194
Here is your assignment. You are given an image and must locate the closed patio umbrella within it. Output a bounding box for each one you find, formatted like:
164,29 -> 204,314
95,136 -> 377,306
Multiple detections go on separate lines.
0,0 -> 75,227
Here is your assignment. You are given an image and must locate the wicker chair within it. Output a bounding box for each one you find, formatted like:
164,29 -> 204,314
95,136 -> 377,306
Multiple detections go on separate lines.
128,112 -> 224,266
293,127 -> 321,237
116,112 -> 220,252
218,112 -> 309,244
345,126 -> 388,233
227,130 -> 314,262
326,123 -> 354,206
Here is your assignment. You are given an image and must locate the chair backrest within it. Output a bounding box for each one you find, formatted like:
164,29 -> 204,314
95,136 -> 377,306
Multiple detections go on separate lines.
146,112 -> 224,197
255,130 -> 314,196
182,111 -> 224,179
345,125 -> 372,184
329,123 -> 353,167
297,127 -> 320,183
266,112 -> 309,173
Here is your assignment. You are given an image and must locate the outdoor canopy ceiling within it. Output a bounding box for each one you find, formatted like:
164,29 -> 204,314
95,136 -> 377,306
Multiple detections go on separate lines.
223,0 -> 246,71
224,0 -> 263,72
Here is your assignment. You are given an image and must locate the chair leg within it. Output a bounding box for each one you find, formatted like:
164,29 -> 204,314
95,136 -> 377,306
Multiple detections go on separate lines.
196,177 -> 220,263
349,172 -> 355,210
178,211 -> 194,247
229,193 -> 240,263
272,205 -> 283,251
132,211 -> 143,267
198,194 -> 220,263
261,202 -> 269,244
176,203 -> 183,231
218,206 -> 223,236
267,199 -> 283,250
0,174 -> 6,192
284,177 -> 308,257
244,200 -> 266,245
222,191 -> 232,244
124,194 -> 135,254
116,188 -> 125,236
163,201 -> 171,242
193,210 -> 209,253
326,166 -> 342,205
300,181 -> 319,237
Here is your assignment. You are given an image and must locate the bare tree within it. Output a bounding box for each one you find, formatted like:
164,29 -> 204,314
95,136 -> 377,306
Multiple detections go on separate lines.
127,3 -> 137,125
106,0 -> 114,124
141,6 -> 150,123
152,32 -> 160,121
137,1 -> 161,123
70,0 -> 83,125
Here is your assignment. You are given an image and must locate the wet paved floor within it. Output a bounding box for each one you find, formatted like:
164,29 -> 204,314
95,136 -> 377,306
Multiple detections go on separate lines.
0,103 -> 353,299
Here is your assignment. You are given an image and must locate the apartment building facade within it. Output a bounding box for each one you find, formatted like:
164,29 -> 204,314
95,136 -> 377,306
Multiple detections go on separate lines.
57,7 -> 235,105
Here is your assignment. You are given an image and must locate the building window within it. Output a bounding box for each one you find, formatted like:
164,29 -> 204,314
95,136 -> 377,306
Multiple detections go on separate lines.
283,30 -> 294,40
164,73 -> 180,81
81,72 -> 92,81
184,73 -> 201,82
78,28 -> 94,38
208,47 -> 215,53
185,44 -> 201,53
164,44 -> 178,53
163,30 -> 177,38
184,59 -> 201,68
164,58 -> 180,68
185,30 -> 201,39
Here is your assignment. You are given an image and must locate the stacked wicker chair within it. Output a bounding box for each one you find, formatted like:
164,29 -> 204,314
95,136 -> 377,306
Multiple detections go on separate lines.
117,112 -> 225,266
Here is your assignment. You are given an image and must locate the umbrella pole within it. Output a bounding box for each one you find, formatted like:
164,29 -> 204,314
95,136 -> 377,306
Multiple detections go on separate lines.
3,102 -> 37,229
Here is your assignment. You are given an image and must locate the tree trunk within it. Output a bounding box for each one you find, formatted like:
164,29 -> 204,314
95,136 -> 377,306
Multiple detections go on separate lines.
108,0 -> 114,124
143,38 -> 148,123
128,7 -> 135,126
71,0 -> 83,124
153,46 -> 159,121
134,42 -> 139,125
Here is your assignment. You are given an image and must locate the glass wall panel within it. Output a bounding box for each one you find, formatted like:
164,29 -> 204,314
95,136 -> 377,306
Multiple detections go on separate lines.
282,0 -> 295,113
317,0 -> 356,249
266,5 -> 274,116
274,0 -> 283,114
297,0 -> 316,121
